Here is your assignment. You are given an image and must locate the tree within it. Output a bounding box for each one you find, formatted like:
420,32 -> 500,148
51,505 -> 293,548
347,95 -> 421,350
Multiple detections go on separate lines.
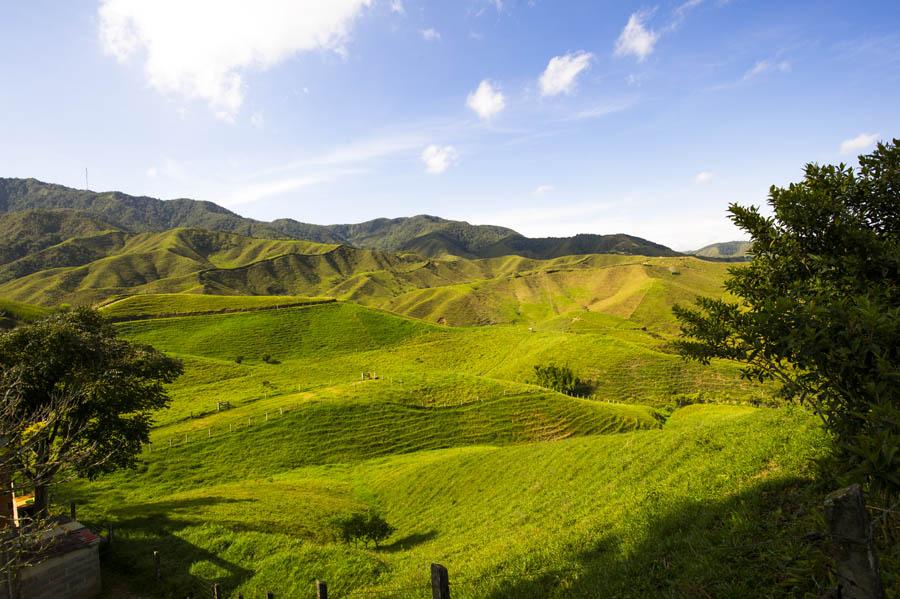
330,510 -> 395,548
673,139 -> 899,492
532,364 -> 588,396
0,308 -> 183,516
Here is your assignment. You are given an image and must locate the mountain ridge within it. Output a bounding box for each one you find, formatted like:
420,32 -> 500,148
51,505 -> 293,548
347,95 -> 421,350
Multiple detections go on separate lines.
0,177 -> 679,259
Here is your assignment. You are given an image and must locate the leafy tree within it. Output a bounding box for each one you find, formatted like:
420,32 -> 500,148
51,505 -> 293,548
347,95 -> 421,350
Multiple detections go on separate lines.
673,139 -> 899,492
532,364 -> 588,396
331,510 -> 395,548
0,307 -> 183,516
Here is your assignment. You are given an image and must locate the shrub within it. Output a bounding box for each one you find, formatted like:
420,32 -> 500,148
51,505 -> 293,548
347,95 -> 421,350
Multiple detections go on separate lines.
331,511 -> 395,548
532,363 -> 591,396
235,355 -> 243,364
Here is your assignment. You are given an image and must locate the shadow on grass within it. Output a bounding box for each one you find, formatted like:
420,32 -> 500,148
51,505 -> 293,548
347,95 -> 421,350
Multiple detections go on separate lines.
485,477 -> 834,599
379,530 -> 438,553
85,496 -> 255,598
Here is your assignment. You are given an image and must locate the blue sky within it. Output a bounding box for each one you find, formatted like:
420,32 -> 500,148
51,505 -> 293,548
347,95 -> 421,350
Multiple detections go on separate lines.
1,0 -> 898,249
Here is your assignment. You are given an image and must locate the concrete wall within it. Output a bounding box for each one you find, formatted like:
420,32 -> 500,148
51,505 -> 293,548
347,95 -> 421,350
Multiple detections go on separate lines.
0,545 -> 100,599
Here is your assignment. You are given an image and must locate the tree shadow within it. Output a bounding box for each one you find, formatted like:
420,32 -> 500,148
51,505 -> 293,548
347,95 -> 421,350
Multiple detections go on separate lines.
379,530 -> 438,553
486,477 -> 837,598
79,496 -> 255,598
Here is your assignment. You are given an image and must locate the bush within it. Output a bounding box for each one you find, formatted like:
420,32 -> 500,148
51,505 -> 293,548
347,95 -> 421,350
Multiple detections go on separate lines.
330,511 -> 395,548
532,364 -> 591,396
235,355 -> 243,364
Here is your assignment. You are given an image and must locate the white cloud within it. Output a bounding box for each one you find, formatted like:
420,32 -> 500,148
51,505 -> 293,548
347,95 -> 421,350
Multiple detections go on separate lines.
694,171 -> 714,184
533,184 -> 554,196
390,0 -> 405,14
539,51 -> 593,97
421,145 -> 458,174
614,12 -> 658,61
466,80 -> 505,120
250,112 -> 265,128
99,0 -> 372,120
222,176 -> 329,207
743,59 -> 792,80
421,28 -> 441,41
840,133 -> 879,154
145,157 -> 186,181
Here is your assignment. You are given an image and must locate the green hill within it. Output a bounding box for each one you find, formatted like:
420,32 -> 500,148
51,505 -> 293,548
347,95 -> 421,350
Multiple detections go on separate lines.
62,299 -> 827,596
0,219 -> 729,333
0,178 -> 679,259
689,240 -> 752,259
20,256 -> 840,598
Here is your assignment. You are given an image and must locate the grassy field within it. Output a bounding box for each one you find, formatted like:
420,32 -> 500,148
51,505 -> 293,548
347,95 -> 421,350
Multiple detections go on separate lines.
38,291 -> 845,598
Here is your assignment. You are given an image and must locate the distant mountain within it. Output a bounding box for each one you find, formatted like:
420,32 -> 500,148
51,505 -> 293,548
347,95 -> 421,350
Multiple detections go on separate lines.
0,177 -> 679,259
689,240 -> 752,260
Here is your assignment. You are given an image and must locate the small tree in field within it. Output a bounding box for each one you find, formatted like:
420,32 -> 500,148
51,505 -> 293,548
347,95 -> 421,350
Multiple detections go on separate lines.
0,308 -> 183,516
331,510 -> 395,548
532,364 -> 588,396
673,139 -> 899,493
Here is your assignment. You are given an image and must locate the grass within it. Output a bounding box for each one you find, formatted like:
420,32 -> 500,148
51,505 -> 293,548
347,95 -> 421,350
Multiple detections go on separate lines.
98,293 -> 334,319
69,404 -> 830,598
17,254 -> 847,597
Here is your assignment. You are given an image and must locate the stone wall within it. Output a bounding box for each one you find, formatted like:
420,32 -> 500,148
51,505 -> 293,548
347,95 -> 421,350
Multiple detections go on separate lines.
0,544 -> 100,599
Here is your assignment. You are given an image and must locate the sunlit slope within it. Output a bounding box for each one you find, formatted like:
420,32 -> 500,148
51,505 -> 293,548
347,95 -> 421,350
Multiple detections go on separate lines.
114,303 -> 770,434
99,293 -> 334,319
0,228 -> 340,305
372,256 -> 733,330
0,223 -> 730,333
71,404 -> 827,598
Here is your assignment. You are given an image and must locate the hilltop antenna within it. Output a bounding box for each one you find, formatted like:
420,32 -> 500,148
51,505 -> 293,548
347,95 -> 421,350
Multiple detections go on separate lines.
85,168 -> 89,191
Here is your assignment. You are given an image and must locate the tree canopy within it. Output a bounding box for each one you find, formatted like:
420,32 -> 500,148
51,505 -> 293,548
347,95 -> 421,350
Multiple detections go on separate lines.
673,139 -> 899,492
0,307 -> 183,515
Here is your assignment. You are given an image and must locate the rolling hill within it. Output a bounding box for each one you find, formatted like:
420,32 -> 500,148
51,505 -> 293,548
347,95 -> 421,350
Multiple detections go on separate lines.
0,220 -> 731,332
0,178 -> 679,259
59,300 -> 833,598
689,240 -> 752,259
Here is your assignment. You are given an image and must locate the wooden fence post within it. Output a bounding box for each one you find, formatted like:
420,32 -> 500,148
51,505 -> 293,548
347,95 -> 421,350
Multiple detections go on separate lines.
823,484 -> 885,599
153,550 -> 161,580
431,563 -> 450,599
266,592 -> 274,599
69,500 -> 76,521
316,580 -> 328,599
212,582 -> 222,599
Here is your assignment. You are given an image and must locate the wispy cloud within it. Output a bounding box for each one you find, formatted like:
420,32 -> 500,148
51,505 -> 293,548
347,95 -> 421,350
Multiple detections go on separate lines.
614,11 -> 659,61
561,100 -> 635,122
694,171 -> 714,184
742,59 -> 791,80
389,0 -> 405,15
421,28 -> 441,42
840,133 -> 879,154
539,51 -> 593,97
221,175 -> 332,207
533,184 -> 554,196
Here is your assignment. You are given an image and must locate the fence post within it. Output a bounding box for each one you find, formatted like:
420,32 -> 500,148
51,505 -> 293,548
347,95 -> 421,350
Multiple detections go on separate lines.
431,563 -> 450,599
316,580 -> 328,599
823,484 -> 885,599
267,592 -> 274,599
69,500 -> 76,521
153,550 -> 161,581
212,582 -> 222,599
